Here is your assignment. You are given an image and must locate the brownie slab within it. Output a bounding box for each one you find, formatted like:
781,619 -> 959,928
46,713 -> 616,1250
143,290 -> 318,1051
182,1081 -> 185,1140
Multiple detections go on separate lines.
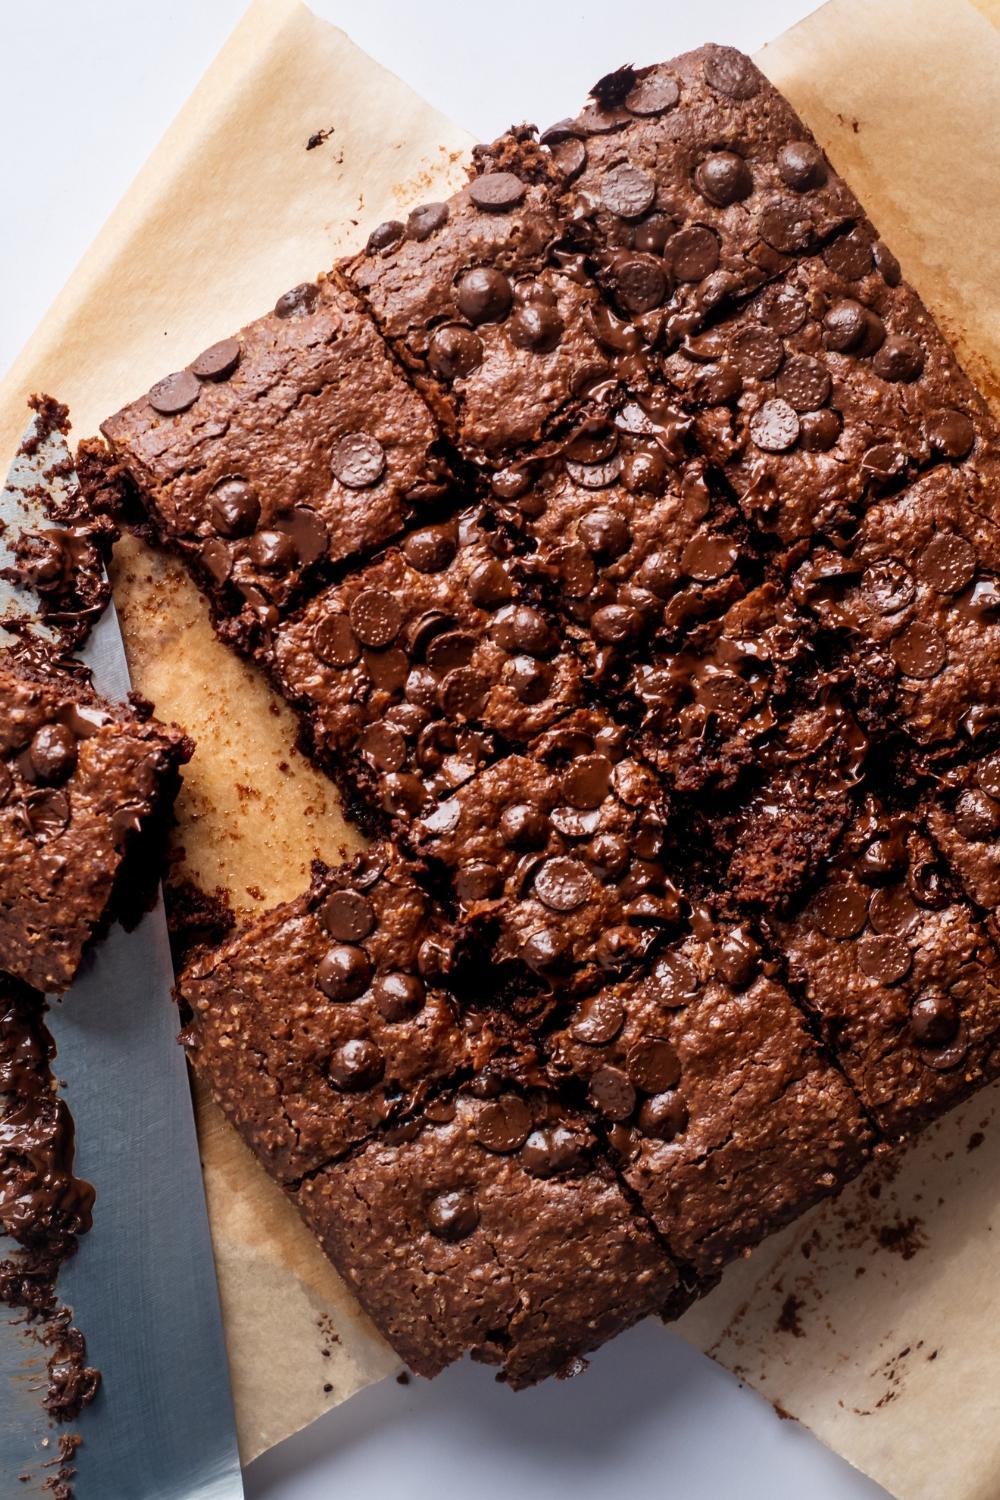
776,798 -> 1000,1139
0,655 -> 191,993
270,508 -> 585,830
180,848 -> 478,1184
101,274 -> 452,652
547,917 -> 873,1278
294,1086 -> 679,1386
411,710 -> 682,991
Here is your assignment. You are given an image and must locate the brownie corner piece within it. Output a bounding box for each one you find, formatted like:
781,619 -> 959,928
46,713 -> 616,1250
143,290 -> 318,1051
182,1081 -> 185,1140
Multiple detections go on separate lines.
0,653 -> 191,992
100,273 -> 452,650
294,1085 -> 678,1386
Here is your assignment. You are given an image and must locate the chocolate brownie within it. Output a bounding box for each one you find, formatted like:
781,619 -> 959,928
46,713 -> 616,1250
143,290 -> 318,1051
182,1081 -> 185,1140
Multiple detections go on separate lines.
547,917 -> 873,1277
343,151 -> 614,461
293,1086 -> 679,1386
270,508 -> 585,831
550,48 -> 861,346
411,710 -> 682,991
100,275 -> 452,652
0,654 -> 191,992
179,848 -> 481,1183
794,465 -> 1000,755
662,224 -> 997,542
776,798 -> 1000,1138
927,752 -> 1000,912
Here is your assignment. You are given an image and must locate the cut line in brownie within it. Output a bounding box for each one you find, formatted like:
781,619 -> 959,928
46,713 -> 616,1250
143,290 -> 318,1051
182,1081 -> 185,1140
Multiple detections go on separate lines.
0,651 -> 191,993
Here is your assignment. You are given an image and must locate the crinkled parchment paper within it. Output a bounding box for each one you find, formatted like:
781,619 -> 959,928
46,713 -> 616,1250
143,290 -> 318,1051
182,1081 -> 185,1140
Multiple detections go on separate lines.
2,0 -> 1000,1490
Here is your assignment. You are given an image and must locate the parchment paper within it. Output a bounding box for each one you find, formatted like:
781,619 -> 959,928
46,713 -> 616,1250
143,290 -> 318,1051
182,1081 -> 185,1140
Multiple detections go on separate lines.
3,0 -> 1000,1491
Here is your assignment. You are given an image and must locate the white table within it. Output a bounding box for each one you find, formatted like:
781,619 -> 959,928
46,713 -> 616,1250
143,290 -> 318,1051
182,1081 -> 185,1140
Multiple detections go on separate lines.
0,4 -> 891,1496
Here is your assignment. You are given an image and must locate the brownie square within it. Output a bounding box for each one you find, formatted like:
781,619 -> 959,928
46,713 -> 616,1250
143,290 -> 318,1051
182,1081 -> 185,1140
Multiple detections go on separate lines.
0,655 -> 191,993
293,1086 -> 679,1386
411,710 -> 682,991
662,225 -> 996,542
794,465 -> 1000,755
546,918 -> 873,1277
269,509 -> 585,831
776,798 -> 1000,1139
553,47 -> 861,346
101,275 -> 452,652
179,848 -> 478,1184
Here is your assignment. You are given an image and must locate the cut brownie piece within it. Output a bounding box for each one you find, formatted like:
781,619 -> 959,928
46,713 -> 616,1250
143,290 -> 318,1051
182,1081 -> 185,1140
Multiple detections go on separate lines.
0,653 -> 191,993
343,142 -> 614,461
179,848 -> 481,1184
552,47 -> 861,346
411,710 -> 683,992
270,508 -> 585,832
546,916 -> 873,1277
776,797 -> 1000,1139
101,275 -> 452,652
662,224 -> 997,542
294,1085 -> 679,1385
794,465 -> 1000,757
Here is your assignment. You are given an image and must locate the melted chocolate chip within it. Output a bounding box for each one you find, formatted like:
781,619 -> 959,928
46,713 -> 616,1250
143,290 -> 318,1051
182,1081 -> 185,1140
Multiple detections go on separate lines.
749,398 -> 800,452
890,622 -> 947,679
321,890 -> 376,942
373,972 -> 426,1022
508,303 -> 564,353
473,1095 -> 532,1153
667,226 -> 721,282
926,410 -> 976,459
367,220 -> 405,254
909,991 -> 959,1047
274,283 -> 320,319
917,532 -> 977,595
427,325 -> 484,381
811,878 -> 869,938
455,268 -> 513,324
534,857 -> 592,912
427,1189 -> 479,1240
637,1090 -> 689,1140
626,1036 -> 681,1093
328,1038 -> 384,1091
331,433 -> 386,489
317,945 -> 373,1001
589,1066 -> 637,1121
210,477 -> 260,537
570,993 -> 626,1045
873,335 -> 925,383
522,1123 -> 591,1178
407,202 -> 449,241
29,724 -> 77,783
776,355 -> 832,412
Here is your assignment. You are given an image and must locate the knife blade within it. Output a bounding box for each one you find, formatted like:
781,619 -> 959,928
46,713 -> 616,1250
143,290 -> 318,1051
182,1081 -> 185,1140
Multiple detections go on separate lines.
0,416 -> 245,1500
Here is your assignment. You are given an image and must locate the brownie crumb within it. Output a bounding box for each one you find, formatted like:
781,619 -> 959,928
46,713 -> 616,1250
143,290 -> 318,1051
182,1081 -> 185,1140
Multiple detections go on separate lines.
967,1131 -> 985,1152
18,393 -> 70,457
775,1293 -> 805,1337
395,1370 -> 410,1385
164,879 -> 236,970
306,127 -> 334,150
876,1217 -> 928,1261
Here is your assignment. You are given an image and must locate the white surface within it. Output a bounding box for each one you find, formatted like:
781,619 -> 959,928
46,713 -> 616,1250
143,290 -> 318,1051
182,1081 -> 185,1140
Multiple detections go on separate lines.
0,3 -> 892,1498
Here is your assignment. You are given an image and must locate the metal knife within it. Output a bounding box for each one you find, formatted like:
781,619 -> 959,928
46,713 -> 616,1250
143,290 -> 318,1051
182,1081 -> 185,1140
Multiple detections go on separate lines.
0,416 -> 245,1500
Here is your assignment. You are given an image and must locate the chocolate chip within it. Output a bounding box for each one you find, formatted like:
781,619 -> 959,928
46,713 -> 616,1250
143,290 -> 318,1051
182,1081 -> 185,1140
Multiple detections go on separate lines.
439,667 -> 489,721
890,621 -> 947,679
148,370 -> 200,415
608,253 -> 669,315
470,173 -> 526,212
682,532 -> 737,581
650,951 -> 699,1006
666,226 -> 720,282
366,220 -> 405,254
626,1037 -> 681,1094
570,993 -> 626,1045
0,764 -> 11,805
349,589 -> 402,648
823,299 -> 868,351
331,433 -> 386,489
210,477 -> 260,537
190,337 -> 241,381
823,230 -> 874,281
867,886 -> 919,936
491,465 -> 534,502
494,605 -> 554,656
313,613 -> 360,667
24,788 -> 70,841
566,424 -> 618,464
917,532 -> 977,595
521,1124 -> 591,1178
274,283 -> 320,319
759,283 -> 808,335
534,857 -> 592,912
625,69 -> 680,115
621,449 -> 668,494
759,200 -> 814,254
589,1066 -> 637,1121
591,603 -> 644,643
521,926 -> 570,974
427,1189 -> 479,1241
703,45 -> 760,99
633,212 -> 676,253
360,721 -> 407,771
811,878 -> 869,938
468,559 -> 514,610
926,409 -> 976,459
777,141 -> 827,191
601,163 -> 657,220
455,267 -> 513,324
563,755 -> 612,810
317,944 -> 373,1001
199,537 -> 233,584
425,630 -> 476,674
695,151 -> 753,207
731,326 -> 784,378
861,559 -> 915,615
364,646 -> 409,693
427,323 -> 484,381
909,992 -> 959,1047
873,240 -> 902,285
249,529 -> 297,572
799,408 -> 842,451
776,355 -> 832,411
406,201 -> 449,241
373,972 -> 426,1022
508,303 -> 564,352
456,861 -> 502,903
637,1090 -> 689,1140
578,506 -> 631,558
499,802 -> 549,849
328,1038 -> 384,1091
510,657 -> 552,704
473,1095 -> 532,1153
321,890 -> 376,942
29,724 -> 77,783
553,137 -> 587,181
873,335 -> 925,383
710,927 -> 762,987
749,398 -> 800,452
955,789 -> 1000,841
858,934 -> 912,985
977,752 -> 1000,800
